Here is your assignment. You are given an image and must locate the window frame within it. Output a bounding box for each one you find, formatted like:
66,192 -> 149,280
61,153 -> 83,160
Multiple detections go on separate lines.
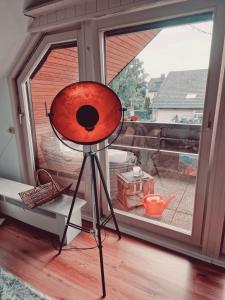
17,30 -> 84,185
12,0 -> 225,263
96,1 -> 224,248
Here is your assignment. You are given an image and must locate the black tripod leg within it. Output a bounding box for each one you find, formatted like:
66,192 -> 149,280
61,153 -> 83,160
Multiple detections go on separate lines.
94,154 -> 121,240
58,154 -> 87,255
90,154 -> 106,298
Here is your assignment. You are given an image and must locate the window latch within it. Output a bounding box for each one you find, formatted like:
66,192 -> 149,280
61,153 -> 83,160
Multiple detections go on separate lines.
207,112 -> 212,129
19,112 -> 24,125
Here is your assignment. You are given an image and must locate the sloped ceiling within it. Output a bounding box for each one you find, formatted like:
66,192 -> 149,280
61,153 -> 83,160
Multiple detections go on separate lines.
0,0 -> 48,79
0,0 -> 93,79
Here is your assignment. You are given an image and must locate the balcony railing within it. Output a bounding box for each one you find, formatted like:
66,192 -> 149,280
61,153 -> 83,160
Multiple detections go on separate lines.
109,121 -> 200,176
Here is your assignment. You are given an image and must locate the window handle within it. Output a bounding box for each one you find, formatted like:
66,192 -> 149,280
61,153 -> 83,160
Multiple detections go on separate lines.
206,112 -> 212,129
19,112 -> 24,125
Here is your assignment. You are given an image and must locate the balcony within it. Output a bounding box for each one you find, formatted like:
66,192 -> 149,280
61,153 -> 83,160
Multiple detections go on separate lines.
36,120 -> 199,232
108,121 -> 200,232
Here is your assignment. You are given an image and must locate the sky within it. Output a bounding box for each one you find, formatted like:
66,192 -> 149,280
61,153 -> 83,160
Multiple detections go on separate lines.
137,21 -> 213,79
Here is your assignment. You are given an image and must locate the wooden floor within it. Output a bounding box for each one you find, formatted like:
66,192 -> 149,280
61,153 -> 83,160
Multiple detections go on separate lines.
0,218 -> 225,300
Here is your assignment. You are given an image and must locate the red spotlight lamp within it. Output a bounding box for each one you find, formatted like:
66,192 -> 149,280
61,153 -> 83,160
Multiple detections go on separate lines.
47,81 -> 124,298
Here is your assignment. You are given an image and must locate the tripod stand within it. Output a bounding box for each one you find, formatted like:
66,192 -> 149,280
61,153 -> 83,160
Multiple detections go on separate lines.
58,151 -> 121,298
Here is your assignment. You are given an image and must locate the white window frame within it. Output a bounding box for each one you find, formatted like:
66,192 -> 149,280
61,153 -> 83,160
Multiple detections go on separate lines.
96,0 -> 225,251
17,30 -> 84,185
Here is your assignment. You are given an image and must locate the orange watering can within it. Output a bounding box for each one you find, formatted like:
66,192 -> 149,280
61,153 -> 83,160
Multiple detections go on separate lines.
141,194 -> 175,218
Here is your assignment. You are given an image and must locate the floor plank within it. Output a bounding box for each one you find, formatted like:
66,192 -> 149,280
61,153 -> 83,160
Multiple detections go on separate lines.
0,218 -> 225,300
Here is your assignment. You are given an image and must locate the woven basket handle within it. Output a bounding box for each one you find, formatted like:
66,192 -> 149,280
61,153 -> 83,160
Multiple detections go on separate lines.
36,169 -> 60,191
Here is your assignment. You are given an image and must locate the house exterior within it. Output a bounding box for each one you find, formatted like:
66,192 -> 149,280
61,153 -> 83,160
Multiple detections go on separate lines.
152,69 -> 208,124
148,74 -> 165,101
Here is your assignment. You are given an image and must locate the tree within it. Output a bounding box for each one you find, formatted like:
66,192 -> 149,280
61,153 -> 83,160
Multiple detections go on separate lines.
109,58 -> 148,110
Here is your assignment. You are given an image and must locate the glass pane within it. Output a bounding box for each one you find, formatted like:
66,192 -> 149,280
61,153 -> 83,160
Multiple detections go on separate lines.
30,46 -> 84,196
105,17 -> 213,233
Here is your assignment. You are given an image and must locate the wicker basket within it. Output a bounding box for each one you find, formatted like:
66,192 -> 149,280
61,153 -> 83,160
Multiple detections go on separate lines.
19,169 -> 72,209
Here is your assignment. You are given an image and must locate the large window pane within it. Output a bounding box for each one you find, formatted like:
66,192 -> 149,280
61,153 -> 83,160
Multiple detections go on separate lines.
30,46 -> 84,195
105,17 -> 213,233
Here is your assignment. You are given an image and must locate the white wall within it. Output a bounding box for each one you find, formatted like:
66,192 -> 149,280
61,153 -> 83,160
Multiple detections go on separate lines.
0,1 -> 34,182
0,1 -> 31,78
0,78 -> 21,181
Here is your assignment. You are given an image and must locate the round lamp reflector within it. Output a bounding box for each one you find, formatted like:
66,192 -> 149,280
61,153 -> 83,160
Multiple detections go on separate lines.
50,81 -> 122,145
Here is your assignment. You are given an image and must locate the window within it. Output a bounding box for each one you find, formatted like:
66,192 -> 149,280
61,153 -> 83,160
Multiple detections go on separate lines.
30,45 -> 84,195
186,93 -> 197,99
104,14 -> 213,233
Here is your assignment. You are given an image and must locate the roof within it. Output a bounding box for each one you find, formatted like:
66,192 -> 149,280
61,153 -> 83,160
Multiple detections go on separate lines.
148,74 -> 165,92
152,69 -> 208,109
